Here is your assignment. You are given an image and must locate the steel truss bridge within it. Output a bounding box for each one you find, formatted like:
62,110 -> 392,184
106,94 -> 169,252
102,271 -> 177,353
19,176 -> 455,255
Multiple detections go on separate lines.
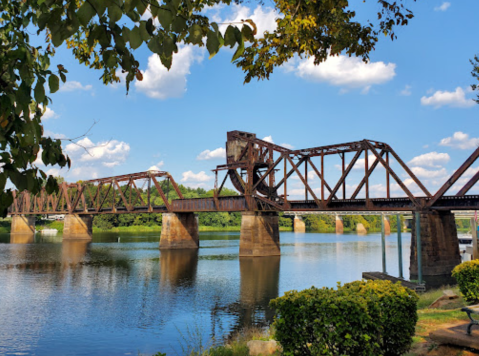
8,131 -> 479,216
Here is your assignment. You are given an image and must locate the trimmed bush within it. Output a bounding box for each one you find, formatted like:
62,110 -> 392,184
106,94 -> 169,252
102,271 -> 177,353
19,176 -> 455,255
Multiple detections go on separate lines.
452,260 -> 479,303
270,280 -> 418,356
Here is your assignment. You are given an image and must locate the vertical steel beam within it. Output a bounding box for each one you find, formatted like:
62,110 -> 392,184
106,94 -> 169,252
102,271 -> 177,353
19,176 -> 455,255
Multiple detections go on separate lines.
397,214 -> 403,279
305,158 -> 308,201
365,149 -> 369,203
415,212 -> 422,284
472,217 -> 478,260
284,155 -> 287,204
381,214 -> 386,274
386,152 -> 390,199
341,153 -> 346,199
321,152 -> 324,202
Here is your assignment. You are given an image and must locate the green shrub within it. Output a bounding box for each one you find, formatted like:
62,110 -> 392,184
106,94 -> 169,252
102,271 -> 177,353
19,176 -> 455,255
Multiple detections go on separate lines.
452,260 -> 479,303
270,280 -> 418,356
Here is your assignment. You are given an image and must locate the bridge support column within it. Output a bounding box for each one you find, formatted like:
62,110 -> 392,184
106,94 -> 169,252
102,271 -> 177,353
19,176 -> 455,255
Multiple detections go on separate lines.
383,216 -> 391,235
293,216 -> 306,233
356,223 -> 367,235
410,211 -> 461,287
240,212 -> 280,257
63,215 -> 93,240
336,215 -> 344,234
11,215 -> 35,235
159,213 -> 199,249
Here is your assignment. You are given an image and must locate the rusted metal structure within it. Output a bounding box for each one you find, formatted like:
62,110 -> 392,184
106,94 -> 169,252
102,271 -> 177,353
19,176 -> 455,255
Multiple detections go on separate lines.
8,130 -> 479,215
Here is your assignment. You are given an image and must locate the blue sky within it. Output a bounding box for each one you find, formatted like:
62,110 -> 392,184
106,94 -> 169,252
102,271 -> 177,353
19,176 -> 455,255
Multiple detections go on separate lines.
37,0 -> 479,198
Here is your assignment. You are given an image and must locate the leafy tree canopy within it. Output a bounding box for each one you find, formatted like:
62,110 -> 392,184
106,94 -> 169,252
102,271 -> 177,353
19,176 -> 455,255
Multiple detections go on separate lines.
0,0 -> 428,216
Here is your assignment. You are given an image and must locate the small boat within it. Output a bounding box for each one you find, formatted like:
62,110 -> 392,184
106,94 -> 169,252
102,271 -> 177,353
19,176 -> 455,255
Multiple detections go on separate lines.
459,234 -> 473,261
40,228 -> 58,235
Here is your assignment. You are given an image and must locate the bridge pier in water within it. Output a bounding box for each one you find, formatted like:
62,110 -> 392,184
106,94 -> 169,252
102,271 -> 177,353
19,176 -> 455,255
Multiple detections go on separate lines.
63,215 -> 93,240
240,212 -> 280,257
159,213 -> 199,249
410,210 -> 461,287
293,216 -> 305,233
383,216 -> 391,235
11,215 -> 35,235
336,215 -> 344,234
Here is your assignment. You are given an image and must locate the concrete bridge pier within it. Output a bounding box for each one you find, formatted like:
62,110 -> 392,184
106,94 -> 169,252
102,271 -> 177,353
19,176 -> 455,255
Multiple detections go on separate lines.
410,210 -> 461,287
383,216 -> 391,235
336,215 -> 344,234
63,215 -> 93,240
293,215 -> 306,233
11,215 -> 35,235
159,213 -> 199,249
240,212 -> 280,257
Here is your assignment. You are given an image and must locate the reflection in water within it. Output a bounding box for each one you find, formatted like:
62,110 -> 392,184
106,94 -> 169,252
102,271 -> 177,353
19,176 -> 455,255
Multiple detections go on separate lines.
0,231 -> 411,356
239,256 -> 280,326
10,233 -> 35,244
62,240 -> 90,266
160,249 -> 198,288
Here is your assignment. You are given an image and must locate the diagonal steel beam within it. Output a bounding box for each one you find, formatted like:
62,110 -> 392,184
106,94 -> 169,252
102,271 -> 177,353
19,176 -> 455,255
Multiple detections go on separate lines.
351,150 -> 386,199
307,157 -> 337,200
252,155 -> 283,192
287,156 -> 321,207
151,176 -> 172,212
388,148 -> 431,197
429,146 -> 479,206
326,149 -> 363,206
366,142 -> 418,206
457,170 -> 479,196
275,156 -> 307,190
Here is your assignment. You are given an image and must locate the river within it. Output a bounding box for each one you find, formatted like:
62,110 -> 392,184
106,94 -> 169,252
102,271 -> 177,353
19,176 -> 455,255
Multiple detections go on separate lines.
0,231 -> 411,355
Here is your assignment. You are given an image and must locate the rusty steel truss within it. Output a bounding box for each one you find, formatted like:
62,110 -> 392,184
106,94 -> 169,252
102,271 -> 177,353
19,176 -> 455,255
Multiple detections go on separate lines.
8,131 -> 479,215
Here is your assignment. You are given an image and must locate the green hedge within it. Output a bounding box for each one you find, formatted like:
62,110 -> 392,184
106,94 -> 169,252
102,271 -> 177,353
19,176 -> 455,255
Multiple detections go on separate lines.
270,280 -> 418,356
452,260 -> 479,304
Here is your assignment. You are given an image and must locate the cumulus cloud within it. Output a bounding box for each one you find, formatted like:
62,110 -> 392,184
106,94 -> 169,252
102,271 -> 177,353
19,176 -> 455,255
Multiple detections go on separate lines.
181,171 -> 214,187
197,147 -> 226,160
421,87 -> 475,108
408,152 -> 450,168
135,45 -> 203,99
439,132 -> 479,150
410,167 -> 448,179
60,81 -> 93,92
293,55 -> 396,91
219,5 -> 278,38
400,85 -> 412,96
31,105 -> 58,120
281,143 -> 294,149
65,137 -> 130,167
148,161 -> 165,171
262,135 -> 274,143
434,2 -> 450,11
43,130 -> 66,139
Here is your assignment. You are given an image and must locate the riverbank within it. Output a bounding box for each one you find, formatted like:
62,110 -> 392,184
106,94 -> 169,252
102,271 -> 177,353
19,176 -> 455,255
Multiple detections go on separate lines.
173,286 -> 475,356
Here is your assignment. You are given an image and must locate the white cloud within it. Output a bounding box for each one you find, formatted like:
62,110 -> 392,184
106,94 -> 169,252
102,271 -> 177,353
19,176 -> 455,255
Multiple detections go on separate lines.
408,152 -> 450,168
410,167 -> 448,179
135,45 -> 203,99
44,130 -> 66,139
60,81 -> 93,92
31,105 -> 58,120
439,132 -> 479,150
181,171 -> 213,186
219,5 -> 278,38
434,2 -> 450,11
294,55 -> 396,91
281,143 -> 294,149
148,161 -> 165,171
262,135 -> 274,143
400,85 -> 412,96
65,137 -> 130,167
421,87 -> 475,108
197,147 -> 226,160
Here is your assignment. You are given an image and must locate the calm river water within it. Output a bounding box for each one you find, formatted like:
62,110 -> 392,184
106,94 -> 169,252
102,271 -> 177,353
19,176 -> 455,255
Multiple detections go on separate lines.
0,231 -> 411,355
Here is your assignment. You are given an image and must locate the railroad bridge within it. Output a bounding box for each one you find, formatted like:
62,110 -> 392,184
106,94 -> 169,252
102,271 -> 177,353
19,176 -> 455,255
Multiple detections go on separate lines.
8,131 -> 479,285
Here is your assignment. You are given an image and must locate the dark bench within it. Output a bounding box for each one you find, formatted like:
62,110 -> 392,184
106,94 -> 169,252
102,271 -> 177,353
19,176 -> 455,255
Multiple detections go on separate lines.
461,305 -> 479,335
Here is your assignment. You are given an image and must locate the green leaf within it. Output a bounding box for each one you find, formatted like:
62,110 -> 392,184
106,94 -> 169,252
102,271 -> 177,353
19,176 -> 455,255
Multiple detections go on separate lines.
48,74 -> 60,93
163,35 -> 177,58
60,72 -> 67,83
147,36 -> 162,54
188,24 -> 202,45
157,9 -> 173,30
166,0 -> 181,12
108,3 -> 123,23
206,30 -> 220,59
130,26 -> 143,49
77,1 -> 96,27
34,81 -> 45,102
139,21 -> 150,42
241,24 -> 254,42
224,26 -> 236,48
171,16 -> 187,33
